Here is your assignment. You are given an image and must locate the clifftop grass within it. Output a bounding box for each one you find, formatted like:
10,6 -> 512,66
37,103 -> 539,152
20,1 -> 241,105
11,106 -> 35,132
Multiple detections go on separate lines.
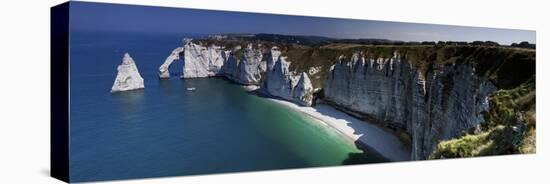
282,44 -> 535,91
430,77 -> 536,158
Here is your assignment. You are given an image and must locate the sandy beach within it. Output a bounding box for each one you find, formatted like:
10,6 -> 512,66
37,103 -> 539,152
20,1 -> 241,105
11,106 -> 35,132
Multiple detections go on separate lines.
268,99 -> 411,161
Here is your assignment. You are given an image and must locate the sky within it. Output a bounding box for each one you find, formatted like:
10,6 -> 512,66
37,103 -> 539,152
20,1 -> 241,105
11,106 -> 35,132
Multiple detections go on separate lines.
69,1 -> 535,45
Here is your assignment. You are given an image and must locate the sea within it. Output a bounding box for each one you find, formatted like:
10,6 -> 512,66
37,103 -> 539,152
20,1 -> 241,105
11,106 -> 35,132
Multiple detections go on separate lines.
68,31 -> 386,182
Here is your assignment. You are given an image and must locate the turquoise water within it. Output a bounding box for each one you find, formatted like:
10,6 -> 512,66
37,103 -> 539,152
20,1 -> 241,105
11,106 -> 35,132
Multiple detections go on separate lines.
69,32 -> 385,182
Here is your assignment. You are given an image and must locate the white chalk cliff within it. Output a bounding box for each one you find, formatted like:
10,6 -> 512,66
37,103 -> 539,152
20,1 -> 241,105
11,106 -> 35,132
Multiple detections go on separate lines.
181,39 -> 225,78
293,72 -> 314,106
324,52 -> 496,160
111,53 -> 145,92
265,56 -> 294,99
264,56 -> 313,106
154,36 -> 531,160
159,41 -> 313,106
235,44 -> 265,85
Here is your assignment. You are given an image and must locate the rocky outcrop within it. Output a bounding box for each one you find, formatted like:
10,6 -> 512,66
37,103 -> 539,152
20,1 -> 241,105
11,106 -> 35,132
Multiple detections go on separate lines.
111,53 -> 145,92
293,72 -> 314,106
324,52 -> 496,160
220,48 -> 240,78
266,46 -> 281,72
160,41 -> 313,106
266,56 -> 294,99
264,56 -> 314,106
231,44 -> 265,85
180,39 -> 225,78
158,47 -> 184,78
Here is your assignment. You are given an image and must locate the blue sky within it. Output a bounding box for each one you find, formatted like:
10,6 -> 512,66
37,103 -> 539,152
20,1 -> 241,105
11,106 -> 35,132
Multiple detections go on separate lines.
69,1 -> 535,45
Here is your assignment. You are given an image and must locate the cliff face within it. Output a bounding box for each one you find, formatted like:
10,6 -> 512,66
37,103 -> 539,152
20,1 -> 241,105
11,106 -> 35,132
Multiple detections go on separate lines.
181,39 -> 225,78
324,52 -> 496,160
159,40 -> 313,106
233,44 -> 265,85
264,56 -> 314,106
293,72 -> 314,106
111,53 -> 145,92
158,36 -> 535,159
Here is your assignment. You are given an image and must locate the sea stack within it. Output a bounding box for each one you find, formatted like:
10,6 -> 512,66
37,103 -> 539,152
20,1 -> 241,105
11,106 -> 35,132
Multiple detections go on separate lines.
111,53 -> 145,92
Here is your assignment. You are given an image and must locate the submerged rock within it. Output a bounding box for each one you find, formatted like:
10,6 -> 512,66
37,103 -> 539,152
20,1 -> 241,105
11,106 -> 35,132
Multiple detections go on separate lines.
111,53 -> 145,92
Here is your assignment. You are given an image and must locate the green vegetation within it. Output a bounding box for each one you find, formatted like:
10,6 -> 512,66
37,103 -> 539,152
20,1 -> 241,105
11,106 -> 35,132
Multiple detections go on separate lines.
282,44 -> 535,91
430,77 -> 536,158
430,127 -> 494,158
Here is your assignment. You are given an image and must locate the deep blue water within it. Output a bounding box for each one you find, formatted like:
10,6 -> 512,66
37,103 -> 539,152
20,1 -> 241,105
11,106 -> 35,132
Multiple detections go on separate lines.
69,31 -> 383,182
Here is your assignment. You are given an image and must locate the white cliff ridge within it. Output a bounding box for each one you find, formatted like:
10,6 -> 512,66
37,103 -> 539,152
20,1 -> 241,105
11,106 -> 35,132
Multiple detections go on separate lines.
159,41 -> 313,106
324,52 -> 496,160
111,53 -> 145,92
154,37 -> 516,160
181,39 -> 225,78
264,56 -> 313,106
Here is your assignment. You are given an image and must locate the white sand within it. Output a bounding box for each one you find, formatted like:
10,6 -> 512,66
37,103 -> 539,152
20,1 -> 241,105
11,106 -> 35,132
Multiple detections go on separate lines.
268,99 -> 411,161
242,85 -> 260,91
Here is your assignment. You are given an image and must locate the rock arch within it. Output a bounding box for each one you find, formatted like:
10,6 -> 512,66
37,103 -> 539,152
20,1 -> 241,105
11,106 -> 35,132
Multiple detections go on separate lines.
158,47 -> 184,78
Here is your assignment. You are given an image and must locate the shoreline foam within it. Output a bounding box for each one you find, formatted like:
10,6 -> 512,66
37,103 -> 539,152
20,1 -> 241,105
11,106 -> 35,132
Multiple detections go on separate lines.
267,98 -> 411,161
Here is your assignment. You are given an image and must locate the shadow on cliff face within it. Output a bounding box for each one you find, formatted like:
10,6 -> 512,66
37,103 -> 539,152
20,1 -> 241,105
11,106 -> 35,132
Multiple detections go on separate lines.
342,140 -> 391,165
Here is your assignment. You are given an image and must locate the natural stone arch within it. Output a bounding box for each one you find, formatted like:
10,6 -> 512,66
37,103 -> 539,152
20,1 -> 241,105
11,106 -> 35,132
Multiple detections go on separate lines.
158,47 -> 184,78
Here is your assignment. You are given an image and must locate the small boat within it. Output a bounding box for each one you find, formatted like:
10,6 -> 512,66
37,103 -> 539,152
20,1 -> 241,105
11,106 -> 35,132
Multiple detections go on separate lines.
186,87 -> 196,91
